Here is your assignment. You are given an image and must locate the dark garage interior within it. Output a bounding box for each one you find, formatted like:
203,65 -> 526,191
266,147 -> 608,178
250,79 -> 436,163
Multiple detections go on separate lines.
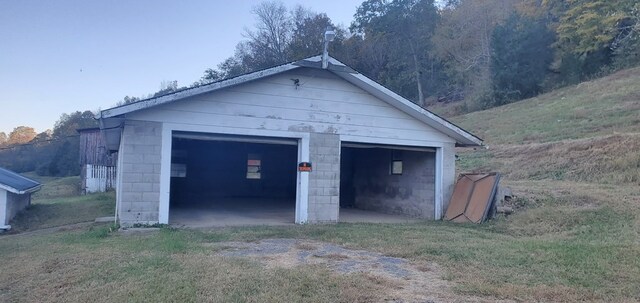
169,133 -> 298,226
340,145 -> 437,221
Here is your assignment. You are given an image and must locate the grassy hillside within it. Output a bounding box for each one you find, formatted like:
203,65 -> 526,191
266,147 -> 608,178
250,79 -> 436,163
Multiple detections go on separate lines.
6,174 -> 114,233
450,67 -> 640,185
451,67 -> 640,145
26,174 -> 81,200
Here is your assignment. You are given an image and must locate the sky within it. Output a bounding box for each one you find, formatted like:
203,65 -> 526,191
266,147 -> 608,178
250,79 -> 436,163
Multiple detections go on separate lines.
0,0 -> 363,134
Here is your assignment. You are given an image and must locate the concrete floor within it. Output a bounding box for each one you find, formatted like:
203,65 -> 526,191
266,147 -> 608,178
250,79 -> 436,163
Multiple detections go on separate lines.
340,208 -> 422,224
169,197 -> 421,227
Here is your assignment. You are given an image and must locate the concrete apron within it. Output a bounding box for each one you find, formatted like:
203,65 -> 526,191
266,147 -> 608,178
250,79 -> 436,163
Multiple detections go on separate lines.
168,198 -> 422,228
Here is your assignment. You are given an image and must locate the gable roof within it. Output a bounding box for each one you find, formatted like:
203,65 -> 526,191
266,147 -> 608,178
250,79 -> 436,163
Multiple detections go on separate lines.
0,167 -> 42,194
98,55 -> 483,146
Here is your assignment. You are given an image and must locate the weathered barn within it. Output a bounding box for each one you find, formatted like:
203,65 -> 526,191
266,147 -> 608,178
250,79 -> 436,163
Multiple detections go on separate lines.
78,128 -> 117,193
0,167 -> 41,230
97,56 -> 482,227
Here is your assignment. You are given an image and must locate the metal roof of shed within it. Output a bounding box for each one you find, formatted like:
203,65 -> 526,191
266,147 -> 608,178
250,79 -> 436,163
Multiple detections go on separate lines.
0,167 -> 42,194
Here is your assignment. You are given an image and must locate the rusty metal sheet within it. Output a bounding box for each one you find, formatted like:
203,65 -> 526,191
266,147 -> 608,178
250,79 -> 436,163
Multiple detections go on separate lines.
444,173 -> 501,224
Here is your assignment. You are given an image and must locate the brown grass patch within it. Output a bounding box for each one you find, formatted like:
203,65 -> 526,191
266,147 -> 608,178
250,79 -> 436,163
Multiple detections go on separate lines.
465,133 -> 640,185
295,242 -> 318,250
315,253 -> 350,260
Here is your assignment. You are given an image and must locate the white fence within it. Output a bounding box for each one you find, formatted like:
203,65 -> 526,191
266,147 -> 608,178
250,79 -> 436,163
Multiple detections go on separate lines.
85,165 -> 116,193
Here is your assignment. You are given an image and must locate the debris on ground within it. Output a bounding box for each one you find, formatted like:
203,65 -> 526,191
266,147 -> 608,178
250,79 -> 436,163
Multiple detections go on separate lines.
445,173 -> 501,223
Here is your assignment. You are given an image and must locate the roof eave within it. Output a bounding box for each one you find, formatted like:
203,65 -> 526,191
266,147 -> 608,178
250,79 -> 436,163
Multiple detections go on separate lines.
96,54 -> 483,147
99,61 -> 307,119
0,183 -> 42,195
325,58 -> 483,146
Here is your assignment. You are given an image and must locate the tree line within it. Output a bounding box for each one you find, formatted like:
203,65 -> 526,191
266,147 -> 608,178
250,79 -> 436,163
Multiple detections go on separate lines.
122,0 -> 638,112
0,111 -> 97,176
2,0 -> 638,177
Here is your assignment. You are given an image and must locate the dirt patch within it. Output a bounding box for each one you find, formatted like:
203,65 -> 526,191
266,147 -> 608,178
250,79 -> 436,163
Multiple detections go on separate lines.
214,239 -> 511,303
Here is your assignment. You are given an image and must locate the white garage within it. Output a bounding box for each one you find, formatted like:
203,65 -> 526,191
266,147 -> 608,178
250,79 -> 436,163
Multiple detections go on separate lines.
97,55 -> 483,227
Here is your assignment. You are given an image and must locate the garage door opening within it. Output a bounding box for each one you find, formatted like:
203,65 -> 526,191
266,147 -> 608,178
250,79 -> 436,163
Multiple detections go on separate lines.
339,143 -> 436,223
169,132 -> 298,227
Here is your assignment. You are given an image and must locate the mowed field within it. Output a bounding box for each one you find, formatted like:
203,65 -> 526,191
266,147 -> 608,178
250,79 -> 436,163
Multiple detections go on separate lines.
1,68 -> 639,302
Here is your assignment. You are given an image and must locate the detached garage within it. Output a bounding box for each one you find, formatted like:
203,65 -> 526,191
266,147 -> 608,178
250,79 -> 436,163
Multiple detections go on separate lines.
0,167 -> 42,230
97,55 -> 482,227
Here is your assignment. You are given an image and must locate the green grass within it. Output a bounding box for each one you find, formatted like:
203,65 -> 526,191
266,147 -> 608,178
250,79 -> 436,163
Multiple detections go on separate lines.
4,173 -> 114,233
31,175 -> 81,199
1,182 -> 638,302
8,192 -> 115,233
449,67 -> 640,145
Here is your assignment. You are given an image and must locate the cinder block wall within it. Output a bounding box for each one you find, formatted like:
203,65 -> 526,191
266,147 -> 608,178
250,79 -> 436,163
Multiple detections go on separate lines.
352,149 -> 436,218
307,133 -> 340,223
117,120 -> 162,226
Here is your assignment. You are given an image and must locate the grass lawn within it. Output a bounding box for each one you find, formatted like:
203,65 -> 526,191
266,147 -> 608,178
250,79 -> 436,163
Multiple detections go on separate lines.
8,192 -> 115,233
22,173 -> 82,199
0,180 -> 638,302
4,173 -> 115,233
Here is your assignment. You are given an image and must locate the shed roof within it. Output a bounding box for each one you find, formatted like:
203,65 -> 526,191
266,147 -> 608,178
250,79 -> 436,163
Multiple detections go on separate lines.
0,167 -> 42,194
98,55 -> 483,147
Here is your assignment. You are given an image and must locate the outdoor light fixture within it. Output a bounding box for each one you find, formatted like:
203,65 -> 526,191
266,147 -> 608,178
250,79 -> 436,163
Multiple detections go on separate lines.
322,27 -> 336,69
324,29 -> 336,42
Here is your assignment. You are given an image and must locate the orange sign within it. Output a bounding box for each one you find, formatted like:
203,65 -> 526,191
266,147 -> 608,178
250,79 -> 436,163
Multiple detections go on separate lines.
298,162 -> 312,172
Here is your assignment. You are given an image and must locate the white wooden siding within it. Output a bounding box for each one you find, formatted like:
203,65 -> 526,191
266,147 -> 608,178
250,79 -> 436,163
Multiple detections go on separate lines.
85,164 -> 116,193
128,69 -> 455,146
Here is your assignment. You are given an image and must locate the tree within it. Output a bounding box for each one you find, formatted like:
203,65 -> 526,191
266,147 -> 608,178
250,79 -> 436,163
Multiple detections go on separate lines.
289,8 -> 343,60
47,140 -> 77,176
542,0 -> 639,81
116,95 -> 141,106
351,0 -> 440,106
556,0 -> 635,56
199,2 -> 344,85
152,80 -> 180,97
200,54 -> 252,84
44,111 -> 99,176
490,14 -> 554,106
198,1 -> 294,84
0,132 -> 7,147
611,2 -> 640,68
52,111 -> 98,138
243,1 -> 292,69
7,126 -> 37,146
433,0 -> 518,108
116,80 -> 186,106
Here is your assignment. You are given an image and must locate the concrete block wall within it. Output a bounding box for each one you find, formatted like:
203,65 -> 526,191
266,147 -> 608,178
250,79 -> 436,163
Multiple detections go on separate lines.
307,133 -> 340,223
352,149 -> 436,218
117,120 -> 163,226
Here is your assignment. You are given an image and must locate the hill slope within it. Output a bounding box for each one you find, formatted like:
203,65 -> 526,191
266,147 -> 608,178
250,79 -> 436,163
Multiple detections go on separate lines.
451,67 -> 640,145
449,67 -> 640,185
